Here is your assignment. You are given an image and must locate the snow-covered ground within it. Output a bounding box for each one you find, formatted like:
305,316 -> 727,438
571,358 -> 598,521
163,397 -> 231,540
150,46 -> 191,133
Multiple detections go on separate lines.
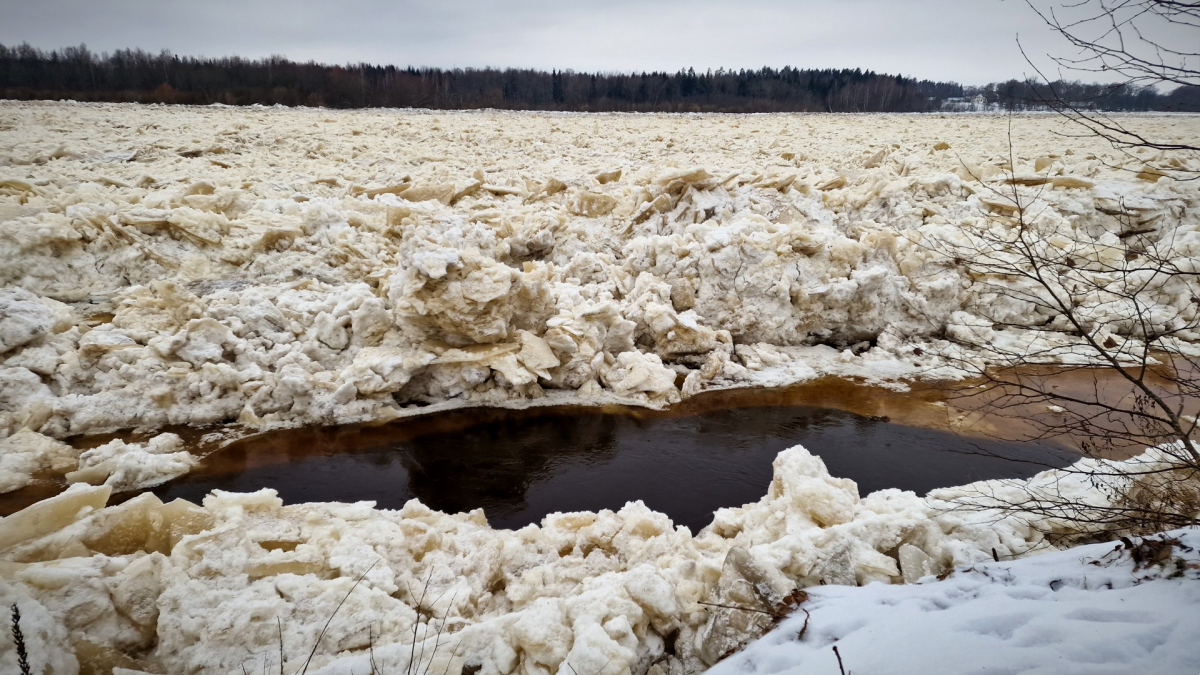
712,527 -> 1200,675
1,103 -> 1199,674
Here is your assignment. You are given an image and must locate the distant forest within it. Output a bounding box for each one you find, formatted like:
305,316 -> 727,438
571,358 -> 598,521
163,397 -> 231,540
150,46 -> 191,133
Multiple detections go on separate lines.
1,43 -> 1197,113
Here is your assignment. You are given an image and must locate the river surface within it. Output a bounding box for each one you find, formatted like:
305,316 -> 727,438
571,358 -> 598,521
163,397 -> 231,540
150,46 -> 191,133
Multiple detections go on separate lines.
150,399 -> 1074,532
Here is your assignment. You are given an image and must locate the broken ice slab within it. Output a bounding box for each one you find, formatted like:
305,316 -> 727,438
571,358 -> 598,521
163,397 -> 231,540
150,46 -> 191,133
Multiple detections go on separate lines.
0,483 -> 111,551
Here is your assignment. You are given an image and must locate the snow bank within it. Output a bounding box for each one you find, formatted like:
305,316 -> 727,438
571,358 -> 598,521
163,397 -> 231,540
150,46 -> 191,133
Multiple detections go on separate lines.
0,444 -> 1189,674
711,527 -> 1200,675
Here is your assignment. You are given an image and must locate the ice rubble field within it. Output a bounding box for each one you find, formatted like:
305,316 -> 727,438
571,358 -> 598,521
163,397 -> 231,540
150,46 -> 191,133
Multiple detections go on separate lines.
5,446 -> 1197,675
2,103 -> 1199,492
0,101 -> 1197,673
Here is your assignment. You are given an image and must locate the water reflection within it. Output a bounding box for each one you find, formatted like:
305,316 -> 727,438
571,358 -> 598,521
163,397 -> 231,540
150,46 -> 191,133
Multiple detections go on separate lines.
154,405 -> 1074,532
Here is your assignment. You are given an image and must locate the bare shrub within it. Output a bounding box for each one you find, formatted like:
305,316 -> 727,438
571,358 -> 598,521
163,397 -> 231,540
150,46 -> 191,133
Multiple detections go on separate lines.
918,121 -> 1199,540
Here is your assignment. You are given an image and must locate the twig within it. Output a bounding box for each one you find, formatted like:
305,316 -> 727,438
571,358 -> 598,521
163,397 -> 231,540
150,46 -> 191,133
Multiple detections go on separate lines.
566,657 -> 612,675
697,600 -> 775,617
833,644 -> 847,675
369,624 -> 379,675
10,604 -> 30,675
278,616 -> 285,675
407,573 -> 433,675
299,561 -> 378,675
797,607 -> 811,641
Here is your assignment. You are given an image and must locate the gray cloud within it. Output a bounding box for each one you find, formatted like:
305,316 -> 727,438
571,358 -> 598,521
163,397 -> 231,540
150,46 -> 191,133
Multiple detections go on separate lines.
0,0 -> 1108,84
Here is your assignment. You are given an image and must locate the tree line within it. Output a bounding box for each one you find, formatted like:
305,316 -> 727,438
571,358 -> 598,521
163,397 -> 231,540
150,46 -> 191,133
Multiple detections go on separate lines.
0,43 -> 1195,113
964,78 -> 1200,112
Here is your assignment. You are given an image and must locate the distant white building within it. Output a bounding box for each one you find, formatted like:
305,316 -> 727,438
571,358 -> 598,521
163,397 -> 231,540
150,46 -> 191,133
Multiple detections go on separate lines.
940,93 -> 996,113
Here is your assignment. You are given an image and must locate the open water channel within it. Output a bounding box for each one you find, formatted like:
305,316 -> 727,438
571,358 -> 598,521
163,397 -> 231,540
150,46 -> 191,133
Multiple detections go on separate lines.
146,382 -> 1075,532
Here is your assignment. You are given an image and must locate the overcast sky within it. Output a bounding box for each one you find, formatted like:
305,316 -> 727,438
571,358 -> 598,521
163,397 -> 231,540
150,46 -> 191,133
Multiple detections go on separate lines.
0,0 -> 1099,85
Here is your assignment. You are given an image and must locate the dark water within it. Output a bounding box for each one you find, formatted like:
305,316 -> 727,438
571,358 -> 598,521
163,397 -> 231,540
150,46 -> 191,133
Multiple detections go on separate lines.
152,405 -> 1074,533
